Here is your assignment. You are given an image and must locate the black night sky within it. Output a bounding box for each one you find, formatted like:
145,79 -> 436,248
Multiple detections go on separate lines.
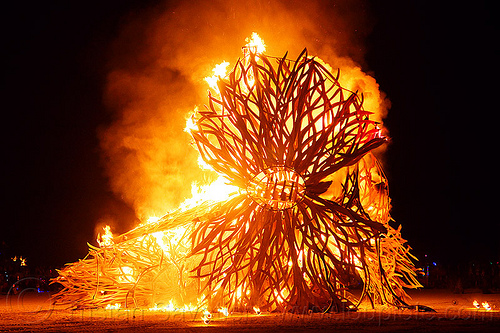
1,0 -> 499,270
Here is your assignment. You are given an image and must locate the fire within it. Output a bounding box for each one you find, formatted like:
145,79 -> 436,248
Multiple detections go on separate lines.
178,177 -> 238,212
244,32 -> 266,54
196,155 -> 214,171
151,225 -> 190,258
237,32 -> 267,91
205,61 -> 230,92
105,303 -> 121,310
12,256 -> 28,267
20,257 -> 27,266
473,300 -> 492,311
145,110 -> 239,220
201,310 -> 212,324
53,33 -> 420,315
97,225 -> 114,248
184,108 -> 199,133
117,266 -> 135,283
147,216 -> 160,223
217,307 -> 229,316
149,300 -> 199,312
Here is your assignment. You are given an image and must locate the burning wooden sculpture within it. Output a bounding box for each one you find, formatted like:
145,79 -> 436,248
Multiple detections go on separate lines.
52,42 -> 421,312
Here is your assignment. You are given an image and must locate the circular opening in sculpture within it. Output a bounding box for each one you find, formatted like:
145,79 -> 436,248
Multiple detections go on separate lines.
246,167 -> 305,210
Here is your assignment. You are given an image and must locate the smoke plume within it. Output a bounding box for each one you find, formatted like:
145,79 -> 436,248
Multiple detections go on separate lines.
99,0 -> 390,221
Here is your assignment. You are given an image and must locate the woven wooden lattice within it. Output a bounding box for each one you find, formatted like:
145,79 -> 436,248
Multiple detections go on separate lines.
52,49 -> 421,312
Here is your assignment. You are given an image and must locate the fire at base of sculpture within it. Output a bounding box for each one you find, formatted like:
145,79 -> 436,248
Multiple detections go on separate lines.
52,41 -> 422,313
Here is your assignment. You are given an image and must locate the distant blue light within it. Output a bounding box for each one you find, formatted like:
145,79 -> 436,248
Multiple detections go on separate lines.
432,262 -> 437,266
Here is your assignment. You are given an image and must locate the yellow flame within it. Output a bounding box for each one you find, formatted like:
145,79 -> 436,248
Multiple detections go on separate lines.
184,107 -> 199,134
253,306 -> 261,315
20,257 -> 27,266
152,225 -> 189,258
117,266 -> 135,283
217,307 -> 229,316
245,32 -> 266,54
204,61 -> 230,92
97,225 -> 114,248
202,309 -> 212,324
482,301 -> 491,311
179,176 -> 238,212
105,303 -> 121,310
240,33 -> 267,90
274,289 -> 289,303
197,155 -> 214,171
149,300 -> 174,312
149,299 -> 199,312
147,216 -> 160,223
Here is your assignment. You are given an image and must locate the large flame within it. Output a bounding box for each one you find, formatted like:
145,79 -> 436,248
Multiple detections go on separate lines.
204,61 -> 230,92
99,1 -> 389,223
246,32 -> 266,53
54,10 -> 401,315
144,34 -> 390,312
114,34 -> 389,312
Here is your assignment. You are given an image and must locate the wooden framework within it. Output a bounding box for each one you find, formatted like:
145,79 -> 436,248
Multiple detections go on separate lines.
52,49 -> 421,312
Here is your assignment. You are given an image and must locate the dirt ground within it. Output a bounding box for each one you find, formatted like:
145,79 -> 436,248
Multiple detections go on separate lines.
1,289 -> 499,332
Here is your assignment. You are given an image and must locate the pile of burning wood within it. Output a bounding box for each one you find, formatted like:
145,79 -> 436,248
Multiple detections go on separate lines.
52,38 -> 421,313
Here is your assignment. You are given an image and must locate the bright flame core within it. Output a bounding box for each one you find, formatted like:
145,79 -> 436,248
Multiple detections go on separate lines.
184,111 -> 199,133
245,32 -> 266,54
205,61 -> 230,91
97,225 -> 114,248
